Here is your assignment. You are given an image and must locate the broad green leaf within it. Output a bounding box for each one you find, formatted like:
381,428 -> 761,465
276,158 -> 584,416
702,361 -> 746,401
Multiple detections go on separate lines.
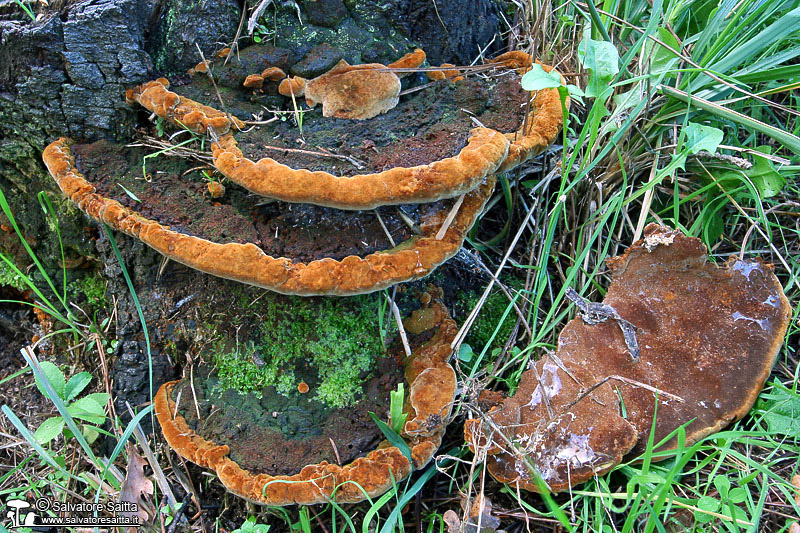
67,396 -> 107,424
578,33 -> 620,98
683,122 -> 724,155
694,496 -> 720,523
728,487 -> 748,504
33,417 -> 65,444
458,343 -> 474,363
83,425 -> 100,444
663,122 -> 724,175
745,146 -> 786,199
754,382 -> 800,437
521,64 -> 562,91
713,475 -> 730,497
83,392 -> 111,406
64,372 -> 92,402
34,361 -> 66,400
369,411 -> 412,462
644,27 -> 681,75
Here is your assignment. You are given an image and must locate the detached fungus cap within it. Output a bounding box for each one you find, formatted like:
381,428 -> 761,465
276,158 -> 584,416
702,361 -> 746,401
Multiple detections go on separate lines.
154,289 -> 457,505
570,223 -> 792,455
465,224 -> 791,492
301,59 -> 403,120
42,138 -> 496,295
465,358 -> 638,492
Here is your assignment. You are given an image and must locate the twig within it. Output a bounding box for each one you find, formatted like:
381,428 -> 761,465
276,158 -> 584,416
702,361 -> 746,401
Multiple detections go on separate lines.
256,144 -> 365,169
435,194 -> 465,240
389,288 -> 411,357
247,0 -> 274,35
194,43 -> 238,133
375,210 -> 396,247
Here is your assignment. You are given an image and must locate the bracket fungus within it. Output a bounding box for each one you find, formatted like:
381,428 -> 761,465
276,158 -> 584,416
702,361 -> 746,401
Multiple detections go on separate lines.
489,52 -> 567,174
42,138 -> 496,295
123,46 -> 564,209
125,78 -> 245,135
466,224 -> 791,492
154,289 -> 458,505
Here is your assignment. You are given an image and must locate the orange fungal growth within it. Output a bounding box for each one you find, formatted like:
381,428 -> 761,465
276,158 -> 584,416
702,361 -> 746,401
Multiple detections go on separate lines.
153,289 -> 458,505
387,48 -> 426,77
297,382 -> 310,394
243,74 -> 264,89
261,67 -> 286,81
278,76 -> 306,97
207,181 -> 225,199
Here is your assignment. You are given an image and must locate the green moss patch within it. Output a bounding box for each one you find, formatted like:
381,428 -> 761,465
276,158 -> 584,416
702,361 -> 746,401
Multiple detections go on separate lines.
212,294 -> 390,408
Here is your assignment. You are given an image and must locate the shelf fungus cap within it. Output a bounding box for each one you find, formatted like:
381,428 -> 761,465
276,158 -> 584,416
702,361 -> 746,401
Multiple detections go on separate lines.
300,59 -> 401,120
426,63 -> 463,83
465,359 -> 638,492
126,79 -> 245,135
465,224 -> 791,492
387,48 -> 426,77
154,289 -> 457,505
42,138 -> 497,295
211,127 -> 508,209
278,76 -> 306,97
570,223 -> 792,456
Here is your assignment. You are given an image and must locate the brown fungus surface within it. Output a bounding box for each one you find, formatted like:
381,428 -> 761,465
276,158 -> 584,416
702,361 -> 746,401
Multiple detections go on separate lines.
125,79 -> 245,135
465,224 -> 791,492
207,73 -> 524,209
155,289 -> 457,505
567,224 -> 791,455
43,138 -> 496,295
301,59 -> 403,120
465,359 -> 639,492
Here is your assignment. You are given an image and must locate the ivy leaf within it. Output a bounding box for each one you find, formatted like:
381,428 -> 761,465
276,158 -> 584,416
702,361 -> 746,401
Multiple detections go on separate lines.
64,372 -> 92,402
578,33 -> 620,98
33,417 -> 65,444
745,146 -> 786,198
34,361 -> 66,400
521,64 -> 562,91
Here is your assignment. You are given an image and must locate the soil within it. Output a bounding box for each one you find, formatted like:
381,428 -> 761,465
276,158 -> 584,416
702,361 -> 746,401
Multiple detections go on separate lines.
172,352 -> 406,475
173,70 -> 528,175
71,141 -> 441,263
